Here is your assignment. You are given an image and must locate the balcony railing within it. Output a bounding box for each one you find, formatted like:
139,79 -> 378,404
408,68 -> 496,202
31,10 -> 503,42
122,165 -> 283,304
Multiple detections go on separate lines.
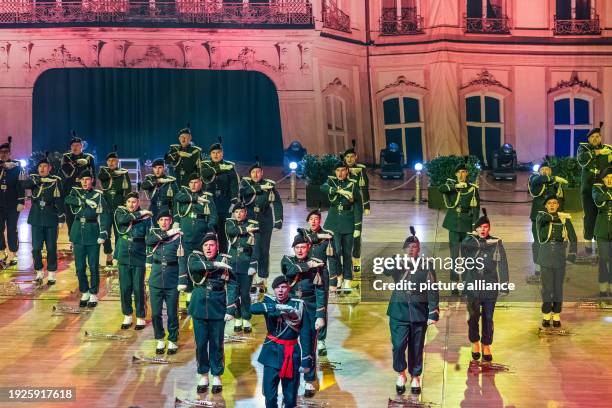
554,12 -> 601,35
464,15 -> 510,34
380,7 -> 423,35
322,0 -> 349,33
0,1 -> 314,28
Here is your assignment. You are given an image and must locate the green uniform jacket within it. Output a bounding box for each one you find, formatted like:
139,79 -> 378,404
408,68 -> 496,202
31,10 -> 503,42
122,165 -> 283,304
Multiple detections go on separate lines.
164,143 -> 202,186
439,178 -> 480,232
114,206 -> 152,266
577,143 -> 612,193
0,161 -> 25,207
239,177 -> 283,228
592,183 -> 612,240
201,159 -> 239,212
528,173 -> 565,220
65,187 -> 111,245
461,233 -> 509,299
60,152 -> 95,194
141,174 -> 179,213
280,255 -> 327,319
146,227 -> 184,289
225,218 -> 259,274
321,176 -> 363,234
301,227 -> 339,283
174,187 -> 218,245
98,166 -> 132,210
348,164 -> 370,211
22,174 -> 65,227
185,251 -> 238,319
383,266 -> 439,323
536,211 -> 577,268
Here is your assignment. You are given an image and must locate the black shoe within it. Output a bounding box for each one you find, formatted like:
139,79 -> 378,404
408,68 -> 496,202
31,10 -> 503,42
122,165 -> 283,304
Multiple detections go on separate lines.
318,347 -> 327,357
8,259 -> 17,266
47,280 -> 56,286
396,385 -> 406,395
121,323 -> 132,330
353,265 -> 361,273
79,299 -> 88,307
451,289 -> 460,297
233,326 -> 242,333
155,347 -> 165,355
211,385 -> 222,394
411,386 -> 421,395
471,352 -> 481,360
167,348 -> 177,355
135,324 -> 146,330
482,354 -> 492,362
542,319 -> 551,328
553,320 -> 561,328
106,260 -> 113,267
196,385 -> 208,394
304,389 -> 316,398
243,326 -> 252,334
87,301 -> 98,308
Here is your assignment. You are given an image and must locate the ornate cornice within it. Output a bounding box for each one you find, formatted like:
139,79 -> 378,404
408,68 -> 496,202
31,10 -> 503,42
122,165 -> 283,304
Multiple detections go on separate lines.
548,71 -> 601,94
460,70 -> 511,92
377,75 -> 427,94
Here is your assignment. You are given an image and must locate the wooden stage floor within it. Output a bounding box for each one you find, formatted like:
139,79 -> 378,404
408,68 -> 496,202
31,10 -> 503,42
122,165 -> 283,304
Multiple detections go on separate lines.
2,170 -> 612,408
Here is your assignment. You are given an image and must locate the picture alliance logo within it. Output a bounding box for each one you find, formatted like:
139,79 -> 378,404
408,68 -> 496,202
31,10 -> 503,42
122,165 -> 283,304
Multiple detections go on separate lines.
371,254 -> 486,275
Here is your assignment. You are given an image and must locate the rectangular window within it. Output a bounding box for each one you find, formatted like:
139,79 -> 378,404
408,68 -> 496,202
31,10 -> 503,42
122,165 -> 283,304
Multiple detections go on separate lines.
382,96 -> 424,166
553,96 -> 592,157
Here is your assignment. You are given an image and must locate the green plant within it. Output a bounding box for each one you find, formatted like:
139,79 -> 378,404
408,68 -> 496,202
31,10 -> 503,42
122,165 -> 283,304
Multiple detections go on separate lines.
28,151 -> 62,175
545,156 -> 581,188
302,153 -> 342,185
425,155 -> 481,187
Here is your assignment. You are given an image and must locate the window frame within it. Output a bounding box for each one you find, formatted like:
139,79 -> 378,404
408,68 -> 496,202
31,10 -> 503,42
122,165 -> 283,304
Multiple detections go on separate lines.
552,93 -> 593,157
464,91 -> 505,167
381,93 -> 426,166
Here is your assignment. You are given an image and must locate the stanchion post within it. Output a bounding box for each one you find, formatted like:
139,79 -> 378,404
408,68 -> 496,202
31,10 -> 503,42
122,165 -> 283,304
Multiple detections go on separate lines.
414,162 -> 423,204
289,169 -> 297,203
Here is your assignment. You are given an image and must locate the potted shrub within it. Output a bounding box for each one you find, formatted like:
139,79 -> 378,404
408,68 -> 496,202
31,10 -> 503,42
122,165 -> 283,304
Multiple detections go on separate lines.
302,153 -> 340,208
425,155 -> 481,210
545,156 -> 582,212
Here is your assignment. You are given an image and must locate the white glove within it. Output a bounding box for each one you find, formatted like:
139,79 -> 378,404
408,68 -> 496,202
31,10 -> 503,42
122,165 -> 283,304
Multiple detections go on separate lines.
214,261 -> 232,270
177,284 -> 187,292
307,260 -> 324,269
158,177 -> 172,184
140,209 -> 153,217
166,228 -> 181,236
317,233 -> 333,240
197,196 -> 208,205
247,267 -> 256,276
85,199 -> 98,209
3,161 -> 17,169
455,182 -> 468,189
427,319 -> 437,326
172,222 -> 180,229
246,226 -> 259,233
353,230 -> 361,238
97,238 -> 105,244
275,304 -> 295,312
224,314 -> 234,322
16,204 -> 24,212
76,158 -> 89,166
554,176 -> 568,184
315,318 -> 325,330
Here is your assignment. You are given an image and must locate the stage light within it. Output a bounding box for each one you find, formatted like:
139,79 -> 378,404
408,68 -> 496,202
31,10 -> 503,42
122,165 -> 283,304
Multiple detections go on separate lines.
19,159 -> 27,168
533,164 -> 541,173
414,162 -> 423,172
289,161 -> 298,171
475,163 -> 481,170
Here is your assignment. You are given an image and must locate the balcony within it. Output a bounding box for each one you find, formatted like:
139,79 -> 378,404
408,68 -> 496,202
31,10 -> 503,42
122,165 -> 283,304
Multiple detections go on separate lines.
554,11 -> 601,35
0,1 -> 314,28
380,7 -> 423,36
322,0 -> 349,33
464,15 -> 510,34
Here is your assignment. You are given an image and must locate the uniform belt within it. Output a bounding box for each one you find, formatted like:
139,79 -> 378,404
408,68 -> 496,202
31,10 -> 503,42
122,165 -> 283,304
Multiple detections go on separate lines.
335,205 -> 353,211
189,213 -> 208,219
153,259 -> 178,266
79,217 -> 98,223
266,334 -> 298,379
195,284 -> 225,291
455,208 -> 471,213
123,237 -> 145,242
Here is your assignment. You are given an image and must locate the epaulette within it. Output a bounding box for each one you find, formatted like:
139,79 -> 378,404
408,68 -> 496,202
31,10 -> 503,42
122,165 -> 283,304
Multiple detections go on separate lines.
225,217 -> 235,221
117,205 -> 128,211
242,177 -> 252,181
224,160 -> 235,166
322,228 -> 334,235
170,144 -> 180,148
328,176 -> 337,180
594,183 -> 604,186
289,298 -> 304,304
94,189 -> 103,194
446,178 -> 456,183
84,153 -> 94,159
193,145 -> 202,152
248,219 -> 259,225
264,179 -> 276,185
193,250 -> 204,255
52,175 -> 61,180
202,191 -> 213,196
356,164 -> 366,169
62,152 -> 71,157
470,183 -> 479,188
219,253 -> 229,258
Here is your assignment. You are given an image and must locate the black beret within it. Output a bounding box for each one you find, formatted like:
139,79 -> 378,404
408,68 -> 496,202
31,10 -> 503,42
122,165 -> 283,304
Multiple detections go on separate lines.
454,163 -> 468,173
37,157 -> 50,166
334,160 -> 348,170
402,226 -> 420,249
343,147 -> 356,158
272,275 -> 289,289
156,208 -> 172,221
106,152 -> 118,160
474,208 -> 490,229
249,161 -> 262,173
178,128 -> 192,137
233,202 -> 246,211
0,142 -> 10,150
126,192 -> 139,200
70,137 -> 82,145
152,158 -> 165,167
292,234 -> 308,247
188,173 -> 201,182
79,169 -> 93,179
544,195 -> 559,205
202,233 -> 218,245
587,122 -> 603,138
209,143 -> 223,153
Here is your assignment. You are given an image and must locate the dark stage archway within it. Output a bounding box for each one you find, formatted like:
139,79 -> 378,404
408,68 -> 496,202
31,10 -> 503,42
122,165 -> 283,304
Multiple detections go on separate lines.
32,68 -> 284,165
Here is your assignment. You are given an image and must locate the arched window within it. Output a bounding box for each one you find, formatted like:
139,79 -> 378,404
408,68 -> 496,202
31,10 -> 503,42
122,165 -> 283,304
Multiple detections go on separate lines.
382,95 -> 424,167
465,94 -> 504,167
553,95 -> 592,157
325,95 -> 348,153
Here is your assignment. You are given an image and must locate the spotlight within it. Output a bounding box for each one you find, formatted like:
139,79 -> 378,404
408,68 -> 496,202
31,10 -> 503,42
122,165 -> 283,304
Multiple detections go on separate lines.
475,163 -> 481,170
533,164 -> 541,173
289,161 -> 298,171
19,159 -> 27,168
414,162 -> 423,172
